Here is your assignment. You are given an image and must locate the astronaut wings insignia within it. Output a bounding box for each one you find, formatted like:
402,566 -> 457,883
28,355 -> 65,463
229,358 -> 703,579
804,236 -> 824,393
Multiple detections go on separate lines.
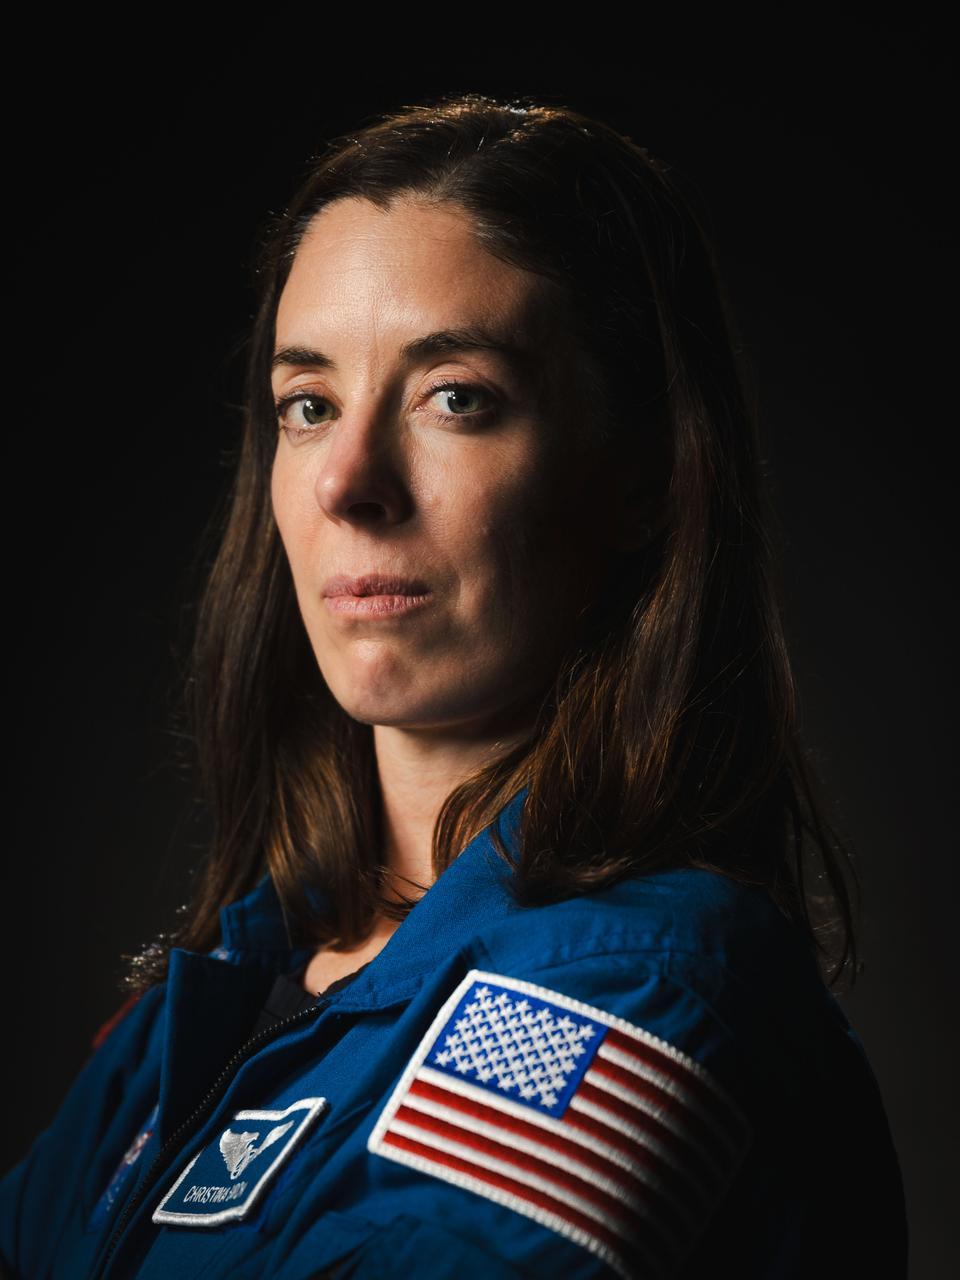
368,969 -> 753,1279
219,1121 -> 294,1180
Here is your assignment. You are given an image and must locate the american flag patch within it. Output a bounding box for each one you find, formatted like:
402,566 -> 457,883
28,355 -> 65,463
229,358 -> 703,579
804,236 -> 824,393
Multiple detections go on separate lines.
367,969 -> 752,1278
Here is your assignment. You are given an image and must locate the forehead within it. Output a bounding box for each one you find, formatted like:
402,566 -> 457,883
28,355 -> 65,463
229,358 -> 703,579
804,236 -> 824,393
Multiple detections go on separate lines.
275,196 -> 566,352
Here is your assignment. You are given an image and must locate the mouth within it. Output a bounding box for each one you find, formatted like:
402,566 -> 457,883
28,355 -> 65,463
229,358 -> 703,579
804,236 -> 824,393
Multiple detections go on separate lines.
322,573 -> 431,598
322,573 -> 433,620
324,593 -> 432,619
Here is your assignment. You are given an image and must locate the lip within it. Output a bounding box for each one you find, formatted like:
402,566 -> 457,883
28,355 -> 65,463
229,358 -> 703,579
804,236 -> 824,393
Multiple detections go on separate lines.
322,574 -> 431,598
324,593 -> 432,619
322,573 -> 433,620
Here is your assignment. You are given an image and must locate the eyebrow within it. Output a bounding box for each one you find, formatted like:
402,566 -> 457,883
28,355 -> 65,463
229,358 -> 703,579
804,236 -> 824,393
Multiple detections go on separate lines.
271,326 -> 539,376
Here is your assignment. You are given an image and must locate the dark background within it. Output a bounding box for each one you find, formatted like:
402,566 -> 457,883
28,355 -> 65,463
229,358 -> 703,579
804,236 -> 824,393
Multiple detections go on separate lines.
8,20 -> 954,1277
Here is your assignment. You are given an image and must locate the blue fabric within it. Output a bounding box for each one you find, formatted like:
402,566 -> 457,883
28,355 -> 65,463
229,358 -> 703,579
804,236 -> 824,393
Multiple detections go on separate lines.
0,788 -> 908,1278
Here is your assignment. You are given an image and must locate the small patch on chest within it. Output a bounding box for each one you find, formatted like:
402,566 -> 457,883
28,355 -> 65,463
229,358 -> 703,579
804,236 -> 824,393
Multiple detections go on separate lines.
153,1097 -> 327,1226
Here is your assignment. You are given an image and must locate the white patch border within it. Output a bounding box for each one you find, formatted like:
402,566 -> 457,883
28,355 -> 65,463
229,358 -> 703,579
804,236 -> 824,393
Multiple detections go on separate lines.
153,1096 -> 327,1227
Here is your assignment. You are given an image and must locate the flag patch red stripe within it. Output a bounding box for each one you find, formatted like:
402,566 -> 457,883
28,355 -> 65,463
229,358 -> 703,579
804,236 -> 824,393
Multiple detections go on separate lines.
574,1077 -> 721,1189
584,1059 -> 737,1171
393,1099 -> 685,1239
407,1074 -> 708,1229
381,1128 -> 647,1263
602,1027 -> 750,1147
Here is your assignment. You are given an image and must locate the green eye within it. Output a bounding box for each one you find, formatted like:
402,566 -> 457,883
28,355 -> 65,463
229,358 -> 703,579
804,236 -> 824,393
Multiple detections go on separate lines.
436,385 -> 483,414
298,396 -> 332,425
426,380 -> 496,425
275,393 -> 334,437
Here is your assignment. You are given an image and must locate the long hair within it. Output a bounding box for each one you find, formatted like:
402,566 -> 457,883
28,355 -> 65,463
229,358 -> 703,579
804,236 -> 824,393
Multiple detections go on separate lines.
125,92 -> 860,994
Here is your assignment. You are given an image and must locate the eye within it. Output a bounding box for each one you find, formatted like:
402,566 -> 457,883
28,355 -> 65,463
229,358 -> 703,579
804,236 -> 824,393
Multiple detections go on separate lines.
275,392 -> 334,439
424,379 -> 496,425
275,379 -> 498,441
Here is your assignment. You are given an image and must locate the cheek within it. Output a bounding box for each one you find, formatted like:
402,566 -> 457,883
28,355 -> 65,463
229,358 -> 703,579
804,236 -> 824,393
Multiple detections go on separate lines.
438,448 -> 583,621
270,454 -> 313,566
436,445 -> 536,554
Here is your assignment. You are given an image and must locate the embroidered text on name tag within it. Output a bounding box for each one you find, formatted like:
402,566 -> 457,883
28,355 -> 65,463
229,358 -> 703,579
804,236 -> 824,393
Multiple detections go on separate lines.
153,1097 -> 327,1226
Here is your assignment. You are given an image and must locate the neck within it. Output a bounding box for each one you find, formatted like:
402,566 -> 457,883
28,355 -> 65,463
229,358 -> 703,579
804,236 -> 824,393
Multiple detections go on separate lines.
372,709 -> 537,896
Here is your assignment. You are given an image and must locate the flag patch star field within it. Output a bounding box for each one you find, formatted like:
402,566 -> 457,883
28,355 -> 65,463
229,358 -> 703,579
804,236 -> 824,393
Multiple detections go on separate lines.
367,969 -> 752,1278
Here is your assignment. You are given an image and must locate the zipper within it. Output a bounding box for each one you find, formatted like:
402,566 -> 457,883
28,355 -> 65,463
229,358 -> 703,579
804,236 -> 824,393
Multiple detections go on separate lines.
93,997 -> 328,1279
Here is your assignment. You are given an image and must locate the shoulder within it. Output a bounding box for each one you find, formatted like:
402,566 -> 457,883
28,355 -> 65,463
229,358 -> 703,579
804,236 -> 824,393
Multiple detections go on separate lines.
468,866 -> 842,1119
478,865 -> 819,1015
494,863 -> 792,952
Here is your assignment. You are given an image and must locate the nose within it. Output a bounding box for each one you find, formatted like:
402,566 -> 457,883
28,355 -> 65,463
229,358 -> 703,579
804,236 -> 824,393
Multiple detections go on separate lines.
315,399 -> 413,527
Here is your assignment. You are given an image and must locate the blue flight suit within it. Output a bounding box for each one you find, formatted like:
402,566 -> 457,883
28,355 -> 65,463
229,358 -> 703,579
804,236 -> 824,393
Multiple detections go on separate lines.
1,788 -> 908,1278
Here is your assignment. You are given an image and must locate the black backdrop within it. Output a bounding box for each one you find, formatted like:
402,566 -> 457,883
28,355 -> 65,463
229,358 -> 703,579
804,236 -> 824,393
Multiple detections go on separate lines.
8,20 -> 954,1277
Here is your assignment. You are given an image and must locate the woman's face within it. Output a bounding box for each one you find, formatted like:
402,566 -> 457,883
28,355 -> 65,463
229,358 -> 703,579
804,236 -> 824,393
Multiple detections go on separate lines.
270,195 -> 618,739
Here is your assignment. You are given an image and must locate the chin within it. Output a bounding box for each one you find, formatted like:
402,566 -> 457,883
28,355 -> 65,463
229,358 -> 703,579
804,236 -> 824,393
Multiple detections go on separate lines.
344,706 -> 451,731
321,669 -> 439,728
315,642 -> 445,723
326,678 -> 495,733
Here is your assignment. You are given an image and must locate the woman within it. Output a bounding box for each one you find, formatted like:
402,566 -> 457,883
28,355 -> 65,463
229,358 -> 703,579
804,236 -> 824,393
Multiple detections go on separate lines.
1,93 -> 907,1278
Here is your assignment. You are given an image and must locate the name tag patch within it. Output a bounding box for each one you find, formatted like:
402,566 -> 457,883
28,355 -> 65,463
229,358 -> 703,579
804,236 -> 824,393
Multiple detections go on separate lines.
153,1097 -> 327,1226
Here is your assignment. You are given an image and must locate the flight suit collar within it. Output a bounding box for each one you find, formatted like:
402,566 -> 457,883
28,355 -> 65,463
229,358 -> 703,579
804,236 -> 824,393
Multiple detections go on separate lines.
215,785 -> 529,1003
218,875 -> 304,955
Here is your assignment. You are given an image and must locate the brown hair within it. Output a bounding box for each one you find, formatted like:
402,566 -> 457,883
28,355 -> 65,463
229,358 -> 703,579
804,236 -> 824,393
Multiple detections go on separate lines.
125,92 -> 860,993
